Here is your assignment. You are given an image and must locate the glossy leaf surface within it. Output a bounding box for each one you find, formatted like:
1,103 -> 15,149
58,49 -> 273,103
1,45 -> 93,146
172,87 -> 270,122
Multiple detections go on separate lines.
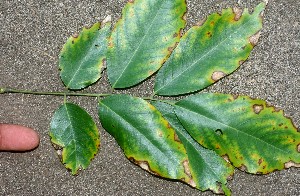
175,93 -> 300,174
107,0 -> 186,88
98,95 -> 194,186
59,22 -> 110,89
50,103 -> 100,174
154,3 -> 265,95
152,101 -> 234,195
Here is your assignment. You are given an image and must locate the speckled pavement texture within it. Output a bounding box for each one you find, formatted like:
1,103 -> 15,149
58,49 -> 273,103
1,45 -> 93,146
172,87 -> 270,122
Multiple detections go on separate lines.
0,0 -> 299,195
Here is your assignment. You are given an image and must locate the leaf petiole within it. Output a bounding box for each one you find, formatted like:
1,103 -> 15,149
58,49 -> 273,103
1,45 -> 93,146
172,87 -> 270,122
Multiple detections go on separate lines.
0,87 -> 174,104
0,87 -> 111,98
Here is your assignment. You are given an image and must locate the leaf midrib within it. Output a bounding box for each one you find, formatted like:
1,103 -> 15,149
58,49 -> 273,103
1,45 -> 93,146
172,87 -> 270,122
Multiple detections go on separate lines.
64,104 -> 79,168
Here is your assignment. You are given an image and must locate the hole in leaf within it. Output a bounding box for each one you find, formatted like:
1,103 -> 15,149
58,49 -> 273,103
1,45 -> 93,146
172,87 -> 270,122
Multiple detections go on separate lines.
215,129 -> 223,136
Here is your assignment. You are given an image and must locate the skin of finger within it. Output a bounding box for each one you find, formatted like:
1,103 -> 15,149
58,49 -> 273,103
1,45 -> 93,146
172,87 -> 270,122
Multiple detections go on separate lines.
0,124 -> 40,151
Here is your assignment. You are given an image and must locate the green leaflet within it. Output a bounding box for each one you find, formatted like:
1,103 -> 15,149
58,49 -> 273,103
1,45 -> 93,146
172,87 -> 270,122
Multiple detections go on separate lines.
59,22 -> 111,89
107,0 -> 186,88
175,93 -> 300,174
152,101 -> 234,195
47,1 -> 300,194
49,103 -> 100,175
98,95 -> 194,186
154,3 -> 265,96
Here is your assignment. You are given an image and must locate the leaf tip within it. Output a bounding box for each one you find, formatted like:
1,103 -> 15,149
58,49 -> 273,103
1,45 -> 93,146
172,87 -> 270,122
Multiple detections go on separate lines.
0,88 -> 5,94
256,1 -> 267,16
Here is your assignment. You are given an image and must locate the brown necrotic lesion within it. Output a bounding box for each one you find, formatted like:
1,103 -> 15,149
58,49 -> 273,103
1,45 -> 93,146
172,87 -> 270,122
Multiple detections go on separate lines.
252,104 -> 264,114
211,71 -> 226,82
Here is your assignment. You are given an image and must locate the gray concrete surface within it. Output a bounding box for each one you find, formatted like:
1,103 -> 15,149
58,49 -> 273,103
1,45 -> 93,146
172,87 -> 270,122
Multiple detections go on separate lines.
0,0 -> 299,195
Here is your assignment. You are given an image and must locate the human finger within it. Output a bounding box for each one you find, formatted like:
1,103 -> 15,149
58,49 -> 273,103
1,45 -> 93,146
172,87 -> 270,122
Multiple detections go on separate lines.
0,124 -> 40,151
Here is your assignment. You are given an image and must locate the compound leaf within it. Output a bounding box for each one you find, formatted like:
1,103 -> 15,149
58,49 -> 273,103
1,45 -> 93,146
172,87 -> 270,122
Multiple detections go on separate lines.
107,0 -> 186,88
49,103 -> 100,175
175,93 -> 300,174
154,3 -> 265,96
152,101 -> 234,195
98,95 -> 195,187
59,22 -> 111,89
